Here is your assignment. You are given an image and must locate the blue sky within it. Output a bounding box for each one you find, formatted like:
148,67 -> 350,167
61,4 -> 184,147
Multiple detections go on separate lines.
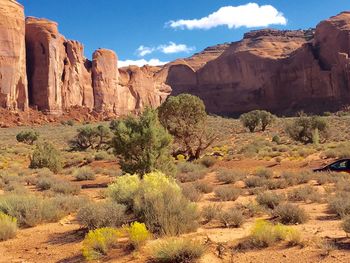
20,0 -> 349,66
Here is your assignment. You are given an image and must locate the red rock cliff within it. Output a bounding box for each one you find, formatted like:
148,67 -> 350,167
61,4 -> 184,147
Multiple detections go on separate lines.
0,0 -> 28,110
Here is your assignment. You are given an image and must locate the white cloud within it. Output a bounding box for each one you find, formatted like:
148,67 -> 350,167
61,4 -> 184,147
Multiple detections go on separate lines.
158,42 -> 195,54
168,3 -> 287,30
136,45 -> 155,57
118,58 -> 168,68
136,42 -> 195,56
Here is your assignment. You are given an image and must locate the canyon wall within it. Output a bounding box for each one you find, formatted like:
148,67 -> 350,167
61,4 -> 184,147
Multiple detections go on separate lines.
166,12 -> 350,116
0,0 -> 27,110
0,0 -> 350,117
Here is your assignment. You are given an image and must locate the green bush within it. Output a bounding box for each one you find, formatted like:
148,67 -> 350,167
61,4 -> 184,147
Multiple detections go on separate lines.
73,167 -> 96,181
219,208 -> 244,228
69,125 -> 111,151
256,192 -> 285,209
273,203 -> 309,225
30,142 -> 63,173
150,238 -> 205,263
126,221 -> 150,249
286,115 -> 329,144
0,212 -> 17,241
240,110 -> 275,132
16,130 -> 39,145
82,227 -> 120,261
111,108 -> 175,175
134,171 -> 199,236
215,186 -> 241,201
77,202 -> 126,230
158,94 -> 215,160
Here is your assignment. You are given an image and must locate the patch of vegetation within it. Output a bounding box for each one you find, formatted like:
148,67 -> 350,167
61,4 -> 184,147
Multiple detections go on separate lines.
286,115 -> 329,144
126,221 -> 150,249
111,108 -> 175,175
16,130 -> 39,145
82,227 -> 120,261
181,183 -> 203,202
201,204 -> 222,224
30,142 -> 63,173
216,168 -> 245,184
158,94 -> 215,160
287,186 -> 322,203
150,238 -> 205,263
176,162 -> 206,183
0,212 -> 17,241
219,208 -> 245,228
215,186 -> 241,201
77,202 -> 127,230
328,192 -> 350,218
69,125 -> 111,151
73,167 -> 96,181
193,181 -> 213,194
256,192 -> 285,210
273,203 -> 309,225
240,110 -> 275,132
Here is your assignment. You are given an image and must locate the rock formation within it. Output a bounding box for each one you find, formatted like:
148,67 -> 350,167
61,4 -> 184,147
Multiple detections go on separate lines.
1,0 -> 350,118
0,0 -> 28,110
166,12 -> 350,116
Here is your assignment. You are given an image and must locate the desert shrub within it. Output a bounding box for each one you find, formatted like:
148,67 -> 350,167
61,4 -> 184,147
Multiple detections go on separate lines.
240,111 -> 260,133
287,186 -> 322,203
342,217 -> 350,235
254,168 -> 274,179
176,162 -> 206,183
256,192 -> 285,209
201,204 -> 222,223
246,219 -> 301,248
51,181 -> 80,195
0,194 -> 81,227
216,168 -> 245,184
181,183 -> 203,202
265,179 -> 288,190
219,208 -> 244,228
134,171 -> 199,236
30,142 -> 63,173
286,115 -> 329,144
158,94 -> 215,160
126,221 -> 150,249
215,186 -> 241,201
36,176 -> 55,190
200,156 -> 217,168
82,227 -> 120,261
16,130 -> 39,145
0,212 -> 17,241
107,174 -> 140,208
111,108 -> 175,175
73,167 -> 96,181
272,135 -> 281,144
281,171 -> 313,186
273,203 -> 309,225
150,238 -> 204,263
244,176 -> 266,188
328,192 -> 350,218
193,181 -> 213,194
94,151 -> 112,161
236,202 -> 264,218
240,110 -> 275,132
69,125 -> 111,151
77,202 -> 126,230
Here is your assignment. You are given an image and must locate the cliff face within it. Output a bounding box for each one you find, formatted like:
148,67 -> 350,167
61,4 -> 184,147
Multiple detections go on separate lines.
1,1 -> 350,117
166,13 -> 350,115
0,0 -> 27,110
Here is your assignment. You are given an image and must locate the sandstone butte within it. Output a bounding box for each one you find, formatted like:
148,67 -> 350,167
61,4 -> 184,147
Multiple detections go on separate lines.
0,0 -> 350,117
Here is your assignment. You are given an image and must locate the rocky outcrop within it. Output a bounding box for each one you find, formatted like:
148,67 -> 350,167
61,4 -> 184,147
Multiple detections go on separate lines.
166,13 -> 350,116
0,0 -> 28,110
